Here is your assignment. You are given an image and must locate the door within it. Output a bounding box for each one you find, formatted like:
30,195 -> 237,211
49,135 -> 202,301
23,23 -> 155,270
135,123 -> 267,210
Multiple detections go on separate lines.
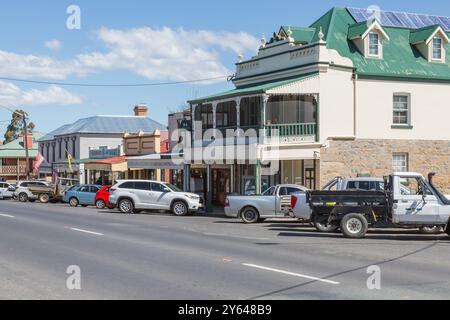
88,186 -> 100,205
276,186 -> 305,216
305,169 -> 315,190
393,176 -> 440,224
149,182 -> 171,210
133,181 -> 153,208
77,185 -> 91,204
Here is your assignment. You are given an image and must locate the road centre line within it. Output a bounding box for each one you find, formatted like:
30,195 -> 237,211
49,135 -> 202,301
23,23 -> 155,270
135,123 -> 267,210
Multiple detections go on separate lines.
0,213 -> 15,218
70,228 -> 104,236
242,263 -> 340,285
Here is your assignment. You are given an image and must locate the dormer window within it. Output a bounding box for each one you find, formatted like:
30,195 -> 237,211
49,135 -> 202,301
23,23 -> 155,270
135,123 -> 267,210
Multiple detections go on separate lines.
348,20 -> 389,60
368,32 -> 380,57
410,26 -> 449,63
432,37 -> 443,60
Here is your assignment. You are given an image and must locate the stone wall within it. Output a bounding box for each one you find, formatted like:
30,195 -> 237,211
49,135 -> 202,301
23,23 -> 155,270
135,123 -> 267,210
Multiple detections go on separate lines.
320,139 -> 450,193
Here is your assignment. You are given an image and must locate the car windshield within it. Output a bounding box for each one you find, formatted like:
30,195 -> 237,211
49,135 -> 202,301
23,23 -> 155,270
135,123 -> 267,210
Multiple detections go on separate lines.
164,183 -> 182,192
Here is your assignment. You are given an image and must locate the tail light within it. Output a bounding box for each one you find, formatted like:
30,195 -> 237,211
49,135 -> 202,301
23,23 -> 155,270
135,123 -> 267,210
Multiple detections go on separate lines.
224,198 -> 230,207
290,196 -> 298,209
109,188 -> 116,193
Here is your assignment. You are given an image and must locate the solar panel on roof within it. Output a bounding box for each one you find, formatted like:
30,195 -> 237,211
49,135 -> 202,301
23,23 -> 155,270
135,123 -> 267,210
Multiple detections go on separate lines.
347,7 -> 450,32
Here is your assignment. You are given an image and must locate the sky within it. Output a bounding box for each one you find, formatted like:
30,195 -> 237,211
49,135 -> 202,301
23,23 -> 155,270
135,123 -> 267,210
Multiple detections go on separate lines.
0,0 -> 449,134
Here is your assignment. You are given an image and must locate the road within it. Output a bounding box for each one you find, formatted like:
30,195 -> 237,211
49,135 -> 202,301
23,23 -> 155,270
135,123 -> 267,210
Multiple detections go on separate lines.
0,200 -> 449,300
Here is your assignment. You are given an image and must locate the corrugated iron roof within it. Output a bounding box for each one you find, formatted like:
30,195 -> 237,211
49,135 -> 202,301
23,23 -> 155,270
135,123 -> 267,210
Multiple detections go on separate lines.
39,116 -> 167,142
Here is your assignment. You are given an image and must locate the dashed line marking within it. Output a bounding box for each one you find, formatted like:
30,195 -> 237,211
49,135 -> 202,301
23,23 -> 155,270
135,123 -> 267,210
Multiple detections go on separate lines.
242,263 -> 340,285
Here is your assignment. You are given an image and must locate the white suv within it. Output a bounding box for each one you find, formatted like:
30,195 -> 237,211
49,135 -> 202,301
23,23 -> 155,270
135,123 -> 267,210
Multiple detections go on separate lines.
14,180 -> 50,202
109,180 -> 203,216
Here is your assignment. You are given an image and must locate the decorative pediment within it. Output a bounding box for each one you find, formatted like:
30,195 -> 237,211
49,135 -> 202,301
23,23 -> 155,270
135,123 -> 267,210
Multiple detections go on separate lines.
348,20 -> 390,41
410,25 -> 450,45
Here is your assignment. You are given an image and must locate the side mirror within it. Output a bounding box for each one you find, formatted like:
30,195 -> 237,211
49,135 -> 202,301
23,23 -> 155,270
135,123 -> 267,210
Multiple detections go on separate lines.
163,187 -> 171,193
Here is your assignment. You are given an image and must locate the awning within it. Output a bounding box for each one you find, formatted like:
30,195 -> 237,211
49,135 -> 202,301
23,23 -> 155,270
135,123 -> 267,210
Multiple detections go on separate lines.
84,156 -> 128,172
127,153 -> 184,170
188,72 -> 319,104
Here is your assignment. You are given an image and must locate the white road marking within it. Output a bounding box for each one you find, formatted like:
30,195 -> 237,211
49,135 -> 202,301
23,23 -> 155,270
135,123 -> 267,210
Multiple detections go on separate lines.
242,263 -> 340,285
0,213 -> 15,218
70,228 -> 104,236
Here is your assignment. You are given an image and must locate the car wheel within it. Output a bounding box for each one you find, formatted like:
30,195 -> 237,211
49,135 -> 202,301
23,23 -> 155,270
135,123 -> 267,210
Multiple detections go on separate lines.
419,226 -> 443,235
241,207 -> 260,224
18,193 -> 28,203
340,214 -> 369,239
39,194 -> 50,204
172,201 -> 188,216
69,197 -> 79,207
118,199 -> 134,214
96,199 -> 106,209
314,215 -> 338,233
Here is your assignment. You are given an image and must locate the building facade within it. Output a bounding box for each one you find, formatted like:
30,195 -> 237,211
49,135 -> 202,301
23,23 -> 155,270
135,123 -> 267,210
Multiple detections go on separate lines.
0,133 -> 42,182
38,105 -> 167,183
184,7 -> 450,210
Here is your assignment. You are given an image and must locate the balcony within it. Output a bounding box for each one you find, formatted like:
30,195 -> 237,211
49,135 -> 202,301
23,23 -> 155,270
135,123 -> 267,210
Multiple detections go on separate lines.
264,123 -> 317,144
0,165 -> 26,175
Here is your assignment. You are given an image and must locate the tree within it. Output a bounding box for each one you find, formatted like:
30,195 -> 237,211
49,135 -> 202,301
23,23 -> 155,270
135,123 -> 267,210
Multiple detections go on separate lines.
2,109 -> 35,145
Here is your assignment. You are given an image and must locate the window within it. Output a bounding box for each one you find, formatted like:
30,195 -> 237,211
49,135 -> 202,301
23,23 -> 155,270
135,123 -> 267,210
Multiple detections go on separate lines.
262,187 -> 276,196
393,95 -> 410,125
151,182 -> 165,192
79,186 -> 90,193
368,32 -> 380,57
279,187 -> 304,196
216,101 -> 237,128
119,181 -> 135,189
432,37 -> 442,60
399,177 -> 433,196
90,186 -> 100,193
393,153 -> 409,172
134,182 -> 151,191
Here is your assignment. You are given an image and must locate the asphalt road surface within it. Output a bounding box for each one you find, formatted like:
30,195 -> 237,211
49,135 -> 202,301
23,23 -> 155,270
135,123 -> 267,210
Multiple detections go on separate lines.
0,200 -> 449,300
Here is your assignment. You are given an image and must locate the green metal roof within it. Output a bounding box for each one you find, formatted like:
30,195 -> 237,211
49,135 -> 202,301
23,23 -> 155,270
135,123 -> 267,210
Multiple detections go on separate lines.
310,8 -> 450,81
347,21 -> 370,39
410,25 -> 441,44
0,132 -> 43,158
188,73 -> 319,104
280,26 -> 316,44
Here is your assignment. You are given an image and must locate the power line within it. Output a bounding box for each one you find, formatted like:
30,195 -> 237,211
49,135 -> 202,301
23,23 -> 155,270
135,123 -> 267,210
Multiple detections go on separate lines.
0,75 -> 232,87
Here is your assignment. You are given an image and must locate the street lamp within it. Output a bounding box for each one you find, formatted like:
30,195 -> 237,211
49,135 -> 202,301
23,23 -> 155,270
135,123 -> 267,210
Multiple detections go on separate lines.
0,104 -> 31,179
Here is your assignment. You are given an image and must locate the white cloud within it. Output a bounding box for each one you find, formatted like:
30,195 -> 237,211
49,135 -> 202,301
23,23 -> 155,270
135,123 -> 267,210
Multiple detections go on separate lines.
0,50 -> 86,80
0,81 -> 82,106
77,26 -> 259,82
45,39 -> 62,52
0,27 -> 259,84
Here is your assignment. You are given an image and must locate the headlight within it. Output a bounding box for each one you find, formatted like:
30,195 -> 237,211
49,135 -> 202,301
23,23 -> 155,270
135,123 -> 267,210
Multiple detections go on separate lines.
185,194 -> 199,200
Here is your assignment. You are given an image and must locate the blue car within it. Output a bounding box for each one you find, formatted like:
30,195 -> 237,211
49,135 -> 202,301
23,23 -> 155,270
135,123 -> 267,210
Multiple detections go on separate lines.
63,184 -> 102,207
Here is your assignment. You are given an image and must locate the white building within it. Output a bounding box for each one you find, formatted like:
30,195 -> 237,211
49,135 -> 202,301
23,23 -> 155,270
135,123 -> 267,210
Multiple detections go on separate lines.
38,105 -> 166,183
185,7 -> 450,209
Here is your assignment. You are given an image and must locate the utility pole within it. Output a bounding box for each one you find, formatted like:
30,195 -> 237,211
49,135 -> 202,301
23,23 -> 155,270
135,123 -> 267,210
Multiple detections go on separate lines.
21,113 -> 30,179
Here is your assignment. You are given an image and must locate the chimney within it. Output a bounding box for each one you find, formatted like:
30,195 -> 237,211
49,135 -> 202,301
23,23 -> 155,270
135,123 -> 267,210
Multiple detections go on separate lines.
20,133 -> 33,150
134,104 -> 148,117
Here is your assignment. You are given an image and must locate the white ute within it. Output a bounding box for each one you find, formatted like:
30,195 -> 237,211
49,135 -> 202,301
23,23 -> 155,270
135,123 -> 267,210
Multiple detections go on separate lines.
224,184 -> 308,223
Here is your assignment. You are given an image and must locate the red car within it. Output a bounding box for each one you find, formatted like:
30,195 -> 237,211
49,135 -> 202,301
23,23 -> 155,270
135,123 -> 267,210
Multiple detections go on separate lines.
95,185 -> 114,209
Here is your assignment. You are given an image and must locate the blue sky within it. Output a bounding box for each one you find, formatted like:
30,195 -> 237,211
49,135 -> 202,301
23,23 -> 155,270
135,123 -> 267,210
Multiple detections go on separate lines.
0,0 -> 448,134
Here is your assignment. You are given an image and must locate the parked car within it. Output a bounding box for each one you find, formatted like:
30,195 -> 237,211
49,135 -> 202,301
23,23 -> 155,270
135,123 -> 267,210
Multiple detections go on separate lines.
108,180 -> 203,215
63,184 -> 102,207
224,184 -> 309,223
95,185 -> 114,209
14,180 -> 51,202
291,176 -> 445,234
0,182 -> 13,200
299,172 -> 450,239
27,178 -> 79,203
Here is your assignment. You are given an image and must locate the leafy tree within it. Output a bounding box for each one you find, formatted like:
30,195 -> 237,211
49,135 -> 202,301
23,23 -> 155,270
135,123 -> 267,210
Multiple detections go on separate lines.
3,109 -> 35,145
